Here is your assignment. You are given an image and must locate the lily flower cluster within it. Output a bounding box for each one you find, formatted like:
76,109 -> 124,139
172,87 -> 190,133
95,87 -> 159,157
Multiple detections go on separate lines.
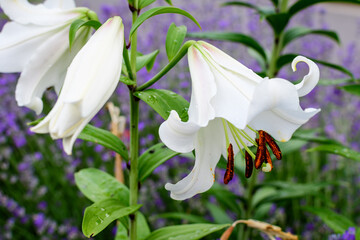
0,1 -> 320,201
159,41 -> 320,200
0,0 -> 124,155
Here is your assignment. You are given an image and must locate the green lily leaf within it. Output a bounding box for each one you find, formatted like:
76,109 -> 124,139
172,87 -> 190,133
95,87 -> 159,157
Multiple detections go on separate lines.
115,223 -> 128,240
303,206 -> 356,234
139,0 -> 156,9
289,0 -> 360,17
282,27 -> 340,49
164,0 -> 173,5
130,6 -> 200,37
82,199 -> 141,237
134,89 -> 189,121
265,12 -> 290,36
136,50 -> 160,72
144,224 -> 229,240
138,143 -> 179,182
166,23 -> 187,61
79,124 -> 129,160
222,1 -> 274,16
69,19 -> 101,49
75,168 -> 129,204
340,84 -> 360,97
118,213 -> 151,240
120,76 -> 137,86
319,78 -> 353,86
206,203 -> 233,224
307,144 -> 360,161
156,212 -> 210,224
277,53 -> 354,79
187,32 -> 267,62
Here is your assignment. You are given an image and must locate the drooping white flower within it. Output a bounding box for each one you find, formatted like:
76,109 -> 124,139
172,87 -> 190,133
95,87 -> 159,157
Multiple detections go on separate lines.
31,16 -> 124,155
159,41 -> 320,200
0,0 -> 94,114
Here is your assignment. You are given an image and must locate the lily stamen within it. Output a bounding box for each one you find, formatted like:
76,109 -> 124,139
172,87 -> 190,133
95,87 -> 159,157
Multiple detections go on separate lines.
245,151 -> 253,178
224,144 -> 235,184
263,131 -> 282,160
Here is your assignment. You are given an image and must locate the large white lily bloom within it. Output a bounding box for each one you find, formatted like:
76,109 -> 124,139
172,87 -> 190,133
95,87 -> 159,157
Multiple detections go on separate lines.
0,0 -> 93,114
31,16 -> 124,155
159,41 -> 320,200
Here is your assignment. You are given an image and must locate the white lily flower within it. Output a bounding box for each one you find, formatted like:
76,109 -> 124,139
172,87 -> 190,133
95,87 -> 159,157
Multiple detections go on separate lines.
31,16 -> 124,155
0,0 -> 93,114
159,41 -> 320,200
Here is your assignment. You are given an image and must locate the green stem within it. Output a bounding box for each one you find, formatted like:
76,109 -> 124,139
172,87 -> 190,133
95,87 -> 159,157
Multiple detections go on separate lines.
123,41 -> 134,81
137,40 -> 195,91
129,1 -> 139,239
242,171 -> 258,240
129,93 -> 140,240
267,33 -> 284,78
280,0 -> 289,12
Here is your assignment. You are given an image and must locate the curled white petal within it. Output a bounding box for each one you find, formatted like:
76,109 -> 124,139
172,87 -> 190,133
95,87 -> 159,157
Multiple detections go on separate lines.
249,78 -> 320,141
31,17 -> 124,155
159,110 -> 199,153
292,56 -> 320,97
165,119 -> 224,200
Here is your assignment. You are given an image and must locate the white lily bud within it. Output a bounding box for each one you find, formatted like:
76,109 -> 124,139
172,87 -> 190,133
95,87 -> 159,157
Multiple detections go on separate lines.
31,16 -> 124,155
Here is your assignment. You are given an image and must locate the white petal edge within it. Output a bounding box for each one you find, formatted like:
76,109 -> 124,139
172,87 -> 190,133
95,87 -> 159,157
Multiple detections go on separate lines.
159,110 -> 199,153
0,22 -> 61,72
187,45 -> 217,126
165,118 -> 224,200
292,56 -> 320,97
15,27 -> 90,114
43,0 -> 76,9
0,0 -> 84,26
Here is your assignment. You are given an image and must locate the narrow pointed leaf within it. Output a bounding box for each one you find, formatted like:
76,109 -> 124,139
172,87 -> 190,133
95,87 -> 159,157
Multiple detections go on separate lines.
144,224 -> 230,240
166,23 -> 187,61
130,7 -> 200,37
165,0 -> 173,5
277,53 -> 354,79
340,84 -> 360,97
75,168 -> 129,204
265,13 -> 290,36
307,144 -> 360,161
289,0 -> 360,17
206,203 -> 233,224
222,1 -> 274,16
187,32 -> 267,62
282,27 -> 340,49
69,19 -> 101,49
118,212 -> 151,240
139,0 -> 156,9
82,199 -> 141,237
115,223 -> 128,240
136,50 -> 160,72
134,89 -> 189,122
138,143 -> 179,182
79,124 -> 129,160
157,213 -> 210,224
303,206 -> 356,234
319,78 -> 353,86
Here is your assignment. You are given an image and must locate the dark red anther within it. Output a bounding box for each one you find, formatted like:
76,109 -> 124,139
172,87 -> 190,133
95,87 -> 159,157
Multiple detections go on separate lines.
264,148 -> 273,171
245,151 -> 253,178
254,131 -> 266,169
224,144 -> 234,184
263,131 -> 282,160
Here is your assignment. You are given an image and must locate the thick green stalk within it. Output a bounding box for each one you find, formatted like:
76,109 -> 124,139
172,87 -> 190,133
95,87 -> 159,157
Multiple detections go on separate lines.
267,34 -> 284,78
129,1 -> 139,240
242,171 -> 258,240
129,93 -> 139,240
280,0 -> 289,12
137,40 -> 195,91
